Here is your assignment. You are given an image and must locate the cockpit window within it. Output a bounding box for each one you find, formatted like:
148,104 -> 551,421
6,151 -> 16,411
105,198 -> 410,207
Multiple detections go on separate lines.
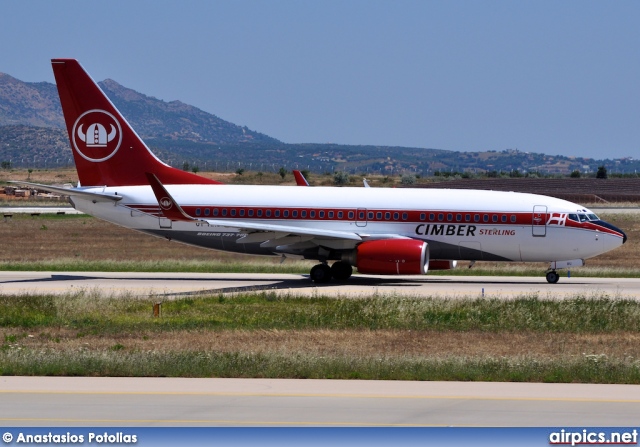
578,214 -> 588,222
568,214 -> 578,222
587,213 -> 599,221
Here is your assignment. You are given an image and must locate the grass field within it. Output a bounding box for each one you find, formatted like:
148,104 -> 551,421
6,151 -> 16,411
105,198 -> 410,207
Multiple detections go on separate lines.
2,290 -> 640,382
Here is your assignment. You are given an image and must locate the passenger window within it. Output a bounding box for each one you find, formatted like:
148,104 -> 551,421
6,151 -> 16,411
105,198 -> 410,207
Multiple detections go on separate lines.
510,215 -> 516,223
447,213 -> 453,221
465,214 -> 471,222
239,209 -> 245,217
483,214 -> 489,222
438,213 -> 444,221
302,210 -> 307,218
456,214 -> 462,222
377,212 -> 382,219
319,211 -> 325,218
368,211 -> 374,219
429,213 -> 435,221
348,211 -> 354,219
266,210 -> 271,217
394,212 -> 400,220
257,210 -> 263,217
328,211 -> 334,218
402,213 -> 408,220
385,212 -> 391,220
195,208 -> 201,216
213,208 -> 219,217
222,209 -> 227,217
204,208 -> 210,216
283,210 -> 289,218
338,211 -> 343,219
492,215 -> 498,223
231,209 -> 237,217
310,211 -> 316,218
501,215 -> 507,223
248,209 -> 254,217
292,211 -> 298,218
420,213 -> 426,220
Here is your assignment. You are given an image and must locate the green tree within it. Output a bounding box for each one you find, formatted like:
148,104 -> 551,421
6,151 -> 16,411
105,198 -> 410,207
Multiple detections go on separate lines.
192,165 -> 200,174
333,171 -> 350,186
570,170 -> 581,178
182,161 -> 190,172
278,167 -> 287,179
400,173 -> 416,185
596,166 -> 608,179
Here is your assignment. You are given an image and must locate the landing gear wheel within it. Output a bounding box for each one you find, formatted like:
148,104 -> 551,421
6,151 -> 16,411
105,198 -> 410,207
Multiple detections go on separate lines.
330,261 -> 353,281
546,270 -> 560,284
310,263 -> 332,283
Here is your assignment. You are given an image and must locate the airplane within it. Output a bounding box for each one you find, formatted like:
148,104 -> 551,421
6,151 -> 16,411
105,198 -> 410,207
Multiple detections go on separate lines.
14,59 -> 627,284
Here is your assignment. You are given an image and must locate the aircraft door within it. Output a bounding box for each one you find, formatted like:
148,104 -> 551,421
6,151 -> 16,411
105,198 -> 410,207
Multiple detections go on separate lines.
532,205 -> 547,237
356,208 -> 367,227
159,218 -> 172,229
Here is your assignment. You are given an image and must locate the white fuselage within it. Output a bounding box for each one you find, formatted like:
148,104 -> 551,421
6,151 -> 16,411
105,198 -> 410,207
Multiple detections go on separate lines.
70,184 -> 624,264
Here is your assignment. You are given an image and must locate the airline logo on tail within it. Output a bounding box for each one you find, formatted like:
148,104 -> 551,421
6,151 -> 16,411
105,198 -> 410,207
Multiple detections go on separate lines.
72,109 -> 122,162
159,197 -> 173,210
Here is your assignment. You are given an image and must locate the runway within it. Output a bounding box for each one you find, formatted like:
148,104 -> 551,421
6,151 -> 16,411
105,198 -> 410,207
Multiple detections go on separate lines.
2,377 -> 640,427
2,272 -> 638,428
0,271 -> 637,299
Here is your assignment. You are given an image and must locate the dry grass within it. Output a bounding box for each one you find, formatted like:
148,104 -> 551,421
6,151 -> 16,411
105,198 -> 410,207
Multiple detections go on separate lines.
0,214 -> 280,264
3,328 -> 639,361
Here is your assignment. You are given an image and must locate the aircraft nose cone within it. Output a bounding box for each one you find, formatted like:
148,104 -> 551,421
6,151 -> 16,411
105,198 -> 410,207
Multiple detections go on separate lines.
598,220 -> 627,244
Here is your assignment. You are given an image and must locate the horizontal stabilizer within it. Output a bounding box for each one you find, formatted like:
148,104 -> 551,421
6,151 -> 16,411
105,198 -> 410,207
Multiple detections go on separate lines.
9,181 -> 122,202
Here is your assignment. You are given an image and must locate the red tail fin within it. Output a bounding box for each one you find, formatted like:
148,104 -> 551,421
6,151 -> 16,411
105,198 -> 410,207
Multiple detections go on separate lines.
52,59 -> 221,186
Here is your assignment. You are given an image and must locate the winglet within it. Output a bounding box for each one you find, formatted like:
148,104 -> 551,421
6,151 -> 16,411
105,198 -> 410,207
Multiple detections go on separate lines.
145,172 -> 194,222
293,170 -> 310,186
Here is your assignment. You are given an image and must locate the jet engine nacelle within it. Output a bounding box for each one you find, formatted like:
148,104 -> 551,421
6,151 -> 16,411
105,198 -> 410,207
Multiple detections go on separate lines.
428,260 -> 457,270
344,239 -> 429,275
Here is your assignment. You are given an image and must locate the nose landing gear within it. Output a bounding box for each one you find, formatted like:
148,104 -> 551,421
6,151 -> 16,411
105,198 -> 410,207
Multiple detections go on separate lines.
545,270 -> 560,284
545,259 -> 584,284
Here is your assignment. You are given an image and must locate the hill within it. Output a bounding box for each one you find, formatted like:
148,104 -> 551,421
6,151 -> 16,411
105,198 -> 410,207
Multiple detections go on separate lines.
1,71 -> 639,175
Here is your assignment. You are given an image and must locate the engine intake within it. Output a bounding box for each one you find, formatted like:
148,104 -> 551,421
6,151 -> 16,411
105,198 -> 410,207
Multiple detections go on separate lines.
344,239 -> 429,275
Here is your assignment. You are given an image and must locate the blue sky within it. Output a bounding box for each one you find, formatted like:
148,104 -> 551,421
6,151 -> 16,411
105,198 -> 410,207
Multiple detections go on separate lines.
1,0 -> 639,159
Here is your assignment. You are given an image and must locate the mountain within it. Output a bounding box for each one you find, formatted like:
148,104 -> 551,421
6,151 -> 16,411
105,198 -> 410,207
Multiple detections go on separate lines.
0,73 -> 64,128
0,71 -> 639,176
98,79 -> 279,145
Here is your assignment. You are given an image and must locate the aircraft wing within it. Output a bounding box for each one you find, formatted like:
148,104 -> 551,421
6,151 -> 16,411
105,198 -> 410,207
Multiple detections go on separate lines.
9,181 -> 123,202
145,173 -> 362,241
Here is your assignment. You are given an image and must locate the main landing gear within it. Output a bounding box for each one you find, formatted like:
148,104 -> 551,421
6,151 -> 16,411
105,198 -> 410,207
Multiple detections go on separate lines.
310,261 -> 353,283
